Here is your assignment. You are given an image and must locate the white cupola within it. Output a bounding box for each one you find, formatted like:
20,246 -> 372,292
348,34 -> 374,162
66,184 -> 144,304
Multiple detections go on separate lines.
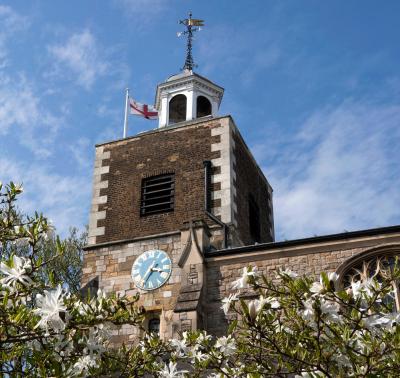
155,70 -> 224,128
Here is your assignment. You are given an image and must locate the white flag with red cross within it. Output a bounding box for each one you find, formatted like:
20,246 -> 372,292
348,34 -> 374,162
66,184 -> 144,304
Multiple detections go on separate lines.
129,97 -> 158,120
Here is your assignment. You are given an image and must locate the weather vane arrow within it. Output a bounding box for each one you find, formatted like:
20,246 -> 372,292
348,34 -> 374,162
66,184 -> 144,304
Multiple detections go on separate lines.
177,12 -> 204,71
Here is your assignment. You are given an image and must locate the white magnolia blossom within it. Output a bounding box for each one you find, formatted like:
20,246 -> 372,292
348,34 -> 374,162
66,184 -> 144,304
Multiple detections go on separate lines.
170,338 -> 190,357
351,278 -> 380,299
82,326 -> 107,357
71,355 -> 99,377
159,361 -> 188,378
197,331 -> 212,343
221,292 -> 239,315
310,272 -> 338,295
215,335 -> 236,356
279,268 -> 298,278
319,299 -> 341,323
248,295 -> 276,320
295,370 -> 325,378
0,255 -> 33,290
75,288 -> 107,316
231,267 -> 258,290
302,299 -> 315,321
265,296 -> 280,309
33,285 -> 67,333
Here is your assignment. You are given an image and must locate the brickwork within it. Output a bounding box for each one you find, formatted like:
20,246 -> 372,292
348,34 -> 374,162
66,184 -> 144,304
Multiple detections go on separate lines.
94,119 -> 223,244
232,129 -> 274,245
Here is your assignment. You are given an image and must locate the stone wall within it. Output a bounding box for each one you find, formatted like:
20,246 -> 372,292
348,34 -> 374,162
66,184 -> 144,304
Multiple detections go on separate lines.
204,232 -> 400,336
83,233 -> 183,343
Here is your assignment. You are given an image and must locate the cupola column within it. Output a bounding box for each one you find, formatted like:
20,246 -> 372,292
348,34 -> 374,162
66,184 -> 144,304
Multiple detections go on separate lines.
160,95 -> 169,127
186,89 -> 195,121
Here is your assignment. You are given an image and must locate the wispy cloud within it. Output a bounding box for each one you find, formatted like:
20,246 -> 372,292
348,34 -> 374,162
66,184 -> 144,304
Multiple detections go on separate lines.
48,29 -> 108,90
0,72 -> 62,158
0,5 -> 28,63
197,16 -> 283,83
113,0 -> 169,25
253,99 -> 400,240
0,157 -> 90,235
69,137 -> 91,170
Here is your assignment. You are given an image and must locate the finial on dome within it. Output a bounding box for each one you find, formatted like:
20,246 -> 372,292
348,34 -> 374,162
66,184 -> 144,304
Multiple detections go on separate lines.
177,12 -> 204,71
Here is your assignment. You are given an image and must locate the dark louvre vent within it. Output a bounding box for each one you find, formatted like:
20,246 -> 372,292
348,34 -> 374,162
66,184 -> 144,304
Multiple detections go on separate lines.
249,194 -> 261,243
140,174 -> 175,216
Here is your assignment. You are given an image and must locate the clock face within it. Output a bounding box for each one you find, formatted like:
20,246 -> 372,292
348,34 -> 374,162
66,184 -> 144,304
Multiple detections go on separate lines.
131,250 -> 172,291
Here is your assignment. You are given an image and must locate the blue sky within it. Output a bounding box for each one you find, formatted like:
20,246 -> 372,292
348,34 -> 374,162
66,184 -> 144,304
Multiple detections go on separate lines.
1,1 -> 399,241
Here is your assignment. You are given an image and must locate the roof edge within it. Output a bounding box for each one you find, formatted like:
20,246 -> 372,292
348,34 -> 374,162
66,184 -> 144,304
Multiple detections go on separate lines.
95,115 -> 234,147
206,225 -> 400,257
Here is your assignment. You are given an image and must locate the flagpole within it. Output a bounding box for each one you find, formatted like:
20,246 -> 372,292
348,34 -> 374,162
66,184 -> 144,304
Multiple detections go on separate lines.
123,88 -> 129,138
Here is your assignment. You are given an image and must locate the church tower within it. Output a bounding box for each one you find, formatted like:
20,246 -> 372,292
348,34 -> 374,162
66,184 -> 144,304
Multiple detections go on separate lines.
82,14 -> 274,343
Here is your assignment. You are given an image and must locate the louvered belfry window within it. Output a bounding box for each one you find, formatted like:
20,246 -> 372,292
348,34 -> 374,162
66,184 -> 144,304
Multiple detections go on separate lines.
140,174 -> 175,216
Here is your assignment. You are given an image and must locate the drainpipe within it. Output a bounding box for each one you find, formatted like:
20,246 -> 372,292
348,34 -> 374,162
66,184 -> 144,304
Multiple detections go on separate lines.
203,160 -> 228,249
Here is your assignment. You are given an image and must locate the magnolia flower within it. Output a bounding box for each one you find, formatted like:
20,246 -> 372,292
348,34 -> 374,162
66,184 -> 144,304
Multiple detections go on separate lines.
295,371 -> 325,378
0,255 -> 33,290
221,292 -> 239,315
82,327 -> 106,357
215,335 -> 236,356
14,183 -> 23,193
302,299 -> 315,321
248,295 -> 273,320
351,278 -> 380,300
310,281 -> 324,295
319,298 -> 341,322
197,331 -> 212,343
310,272 -> 338,295
279,268 -> 298,278
33,285 -> 67,333
265,296 -> 280,309
159,361 -> 187,378
192,349 -> 208,362
231,267 -> 257,290
170,338 -> 190,357
363,314 -> 397,330
72,355 -> 99,376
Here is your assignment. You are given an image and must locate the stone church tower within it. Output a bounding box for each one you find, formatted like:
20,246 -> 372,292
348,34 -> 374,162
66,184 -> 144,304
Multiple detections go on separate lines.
82,67 -> 274,342
82,16 -> 400,343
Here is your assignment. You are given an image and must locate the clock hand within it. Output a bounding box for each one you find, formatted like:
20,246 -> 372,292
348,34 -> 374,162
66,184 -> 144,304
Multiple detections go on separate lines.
151,267 -> 168,273
143,261 -> 156,283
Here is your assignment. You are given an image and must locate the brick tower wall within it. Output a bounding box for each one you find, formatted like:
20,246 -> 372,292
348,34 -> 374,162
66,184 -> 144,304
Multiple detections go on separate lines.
90,120 -> 221,245
232,129 -> 274,245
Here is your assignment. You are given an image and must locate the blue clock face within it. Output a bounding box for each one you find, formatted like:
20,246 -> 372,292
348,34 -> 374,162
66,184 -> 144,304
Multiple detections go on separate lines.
131,250 -> 172,291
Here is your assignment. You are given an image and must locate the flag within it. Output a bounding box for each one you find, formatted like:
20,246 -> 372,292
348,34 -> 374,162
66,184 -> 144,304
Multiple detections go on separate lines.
129,98 -> 158,120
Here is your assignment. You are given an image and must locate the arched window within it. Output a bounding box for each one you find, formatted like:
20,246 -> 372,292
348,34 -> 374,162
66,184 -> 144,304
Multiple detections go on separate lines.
169,94 -> 187,124
148,317 -> 160,335
196,95 -> 212,118
336,245 -> 400,310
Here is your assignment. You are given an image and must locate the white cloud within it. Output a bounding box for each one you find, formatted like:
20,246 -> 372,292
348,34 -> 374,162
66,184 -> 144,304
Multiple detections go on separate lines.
114,0 -> 168,24
48,29 -> 108,90
0,72 -> 62,158
0,6 -> 28,63
197,22 -> 282,83
255,99 -> 400,240
0,157 -> 90,236
69,137 -> 91,170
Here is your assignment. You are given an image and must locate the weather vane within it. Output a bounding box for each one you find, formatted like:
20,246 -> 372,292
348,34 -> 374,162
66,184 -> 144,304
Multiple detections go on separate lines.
177,12 -> 204,71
